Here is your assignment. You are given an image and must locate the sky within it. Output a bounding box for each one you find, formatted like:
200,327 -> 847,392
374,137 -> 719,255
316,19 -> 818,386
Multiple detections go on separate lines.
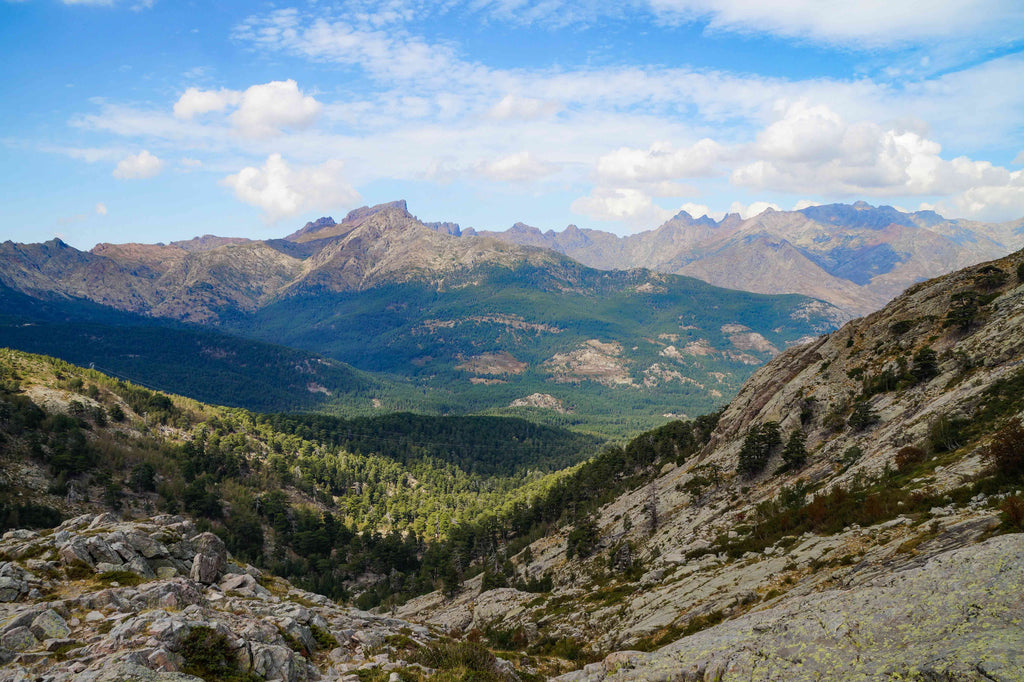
2,0 -> 1024,249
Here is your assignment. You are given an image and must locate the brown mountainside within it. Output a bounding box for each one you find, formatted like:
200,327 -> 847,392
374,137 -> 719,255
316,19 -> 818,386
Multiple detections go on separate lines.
473,202 -> 1024,316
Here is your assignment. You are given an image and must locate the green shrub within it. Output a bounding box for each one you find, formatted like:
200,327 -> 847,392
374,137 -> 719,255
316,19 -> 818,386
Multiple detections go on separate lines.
848,402 -> 879,431
973,265 -> 1008,290
310,624 -> 338,650
737,422 -> 781,476
927,415 -> 968,453
180,626 -> 259,682
96,570 -> 145,587
409,640 -> 510,679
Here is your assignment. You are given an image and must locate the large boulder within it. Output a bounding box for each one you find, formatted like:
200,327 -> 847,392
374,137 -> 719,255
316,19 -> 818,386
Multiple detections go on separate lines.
189,533 -> 226,585
1,626 -> 38,652
30,609 -> 71,640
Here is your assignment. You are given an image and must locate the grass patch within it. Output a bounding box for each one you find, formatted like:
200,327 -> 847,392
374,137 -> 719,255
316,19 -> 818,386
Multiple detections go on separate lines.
95,570 -> 146,587
409,640 -> 514,681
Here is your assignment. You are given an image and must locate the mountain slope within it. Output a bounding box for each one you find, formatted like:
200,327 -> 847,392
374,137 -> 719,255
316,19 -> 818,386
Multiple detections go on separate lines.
473,202 -> 1024,316
0,202 -> 846,436
397,249 -> 1024,678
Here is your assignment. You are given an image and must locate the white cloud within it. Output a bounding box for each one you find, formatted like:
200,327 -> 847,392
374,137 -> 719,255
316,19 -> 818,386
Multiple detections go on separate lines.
727,200 -> 780,219
231,80 -> 322,137
792,199 -> 820,210
95,202 -> 107,216
938,170 -> 1024,222
477,152 -> 557,182
677,202 -> 713,219
171,80 -> 321,137
649,0 -> 1023,48
173,87 -> 240,119
595,139 -> 721,183
57,8 -> 1024,230
221,153 -> 360,222
179,157 -> 203,170
112,150 -> 163,179
731,102 -> 1016,199
571,187 -> 674,227
488,95 -> 561,120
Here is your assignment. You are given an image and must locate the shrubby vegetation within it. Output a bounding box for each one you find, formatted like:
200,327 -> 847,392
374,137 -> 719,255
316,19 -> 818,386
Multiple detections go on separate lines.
0,349 -> 720,608
736,422 -> 781,476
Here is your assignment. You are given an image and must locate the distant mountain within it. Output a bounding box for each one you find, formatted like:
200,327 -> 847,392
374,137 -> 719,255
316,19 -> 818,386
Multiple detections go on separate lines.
471,202 -> 1024,315
0,201 -> 845,435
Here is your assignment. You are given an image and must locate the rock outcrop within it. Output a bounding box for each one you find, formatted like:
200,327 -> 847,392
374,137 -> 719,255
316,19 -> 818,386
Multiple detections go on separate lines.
0,514 -> 442,682
558,533 -> 1024,680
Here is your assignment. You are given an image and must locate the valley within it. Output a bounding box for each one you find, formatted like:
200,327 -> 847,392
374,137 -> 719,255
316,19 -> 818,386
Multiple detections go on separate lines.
0,202 -> 845,438
0,244 -> 1022,680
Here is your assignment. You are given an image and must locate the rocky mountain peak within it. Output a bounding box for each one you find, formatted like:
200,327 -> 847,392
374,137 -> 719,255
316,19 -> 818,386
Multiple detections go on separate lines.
340,199 -> 410,224
509,222 -> 542,236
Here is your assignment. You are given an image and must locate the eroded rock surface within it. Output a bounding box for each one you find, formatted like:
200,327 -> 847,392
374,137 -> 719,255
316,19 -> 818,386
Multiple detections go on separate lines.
0,514 -> 439,682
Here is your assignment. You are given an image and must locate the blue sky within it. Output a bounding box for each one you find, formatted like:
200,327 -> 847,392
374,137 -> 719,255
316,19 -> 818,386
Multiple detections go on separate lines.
2,0 -> 1023,249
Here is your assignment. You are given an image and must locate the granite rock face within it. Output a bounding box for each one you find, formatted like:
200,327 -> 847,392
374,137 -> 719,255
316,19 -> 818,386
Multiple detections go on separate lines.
0,514 -> 440,682
557,534 -> 1024,681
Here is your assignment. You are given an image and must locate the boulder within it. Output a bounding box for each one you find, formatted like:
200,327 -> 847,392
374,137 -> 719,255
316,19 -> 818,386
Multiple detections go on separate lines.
189,533 -> 226,585
0,576 -> 27,602
85,536 -> 123,566
1,626 -> 38,652
30,609 -> 71,640
126,531 -> 168,560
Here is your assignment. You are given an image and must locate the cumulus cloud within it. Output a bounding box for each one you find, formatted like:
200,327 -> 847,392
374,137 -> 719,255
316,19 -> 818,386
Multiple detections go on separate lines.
731,101 -> 1017,201
231,80 -> 322,137
939,170 -> 1024,222
727,200 -> 780,219
677,202 -> 714,219
173,87 -> 241,119
95,202 -> 107,216
571,187 -> 674,228
477,152 -> 557,182
488,95 -> 561,120
172,80 -> 321,136
221,153 -> 360,222
112,150 -> 163,179
595,139 -> 721,183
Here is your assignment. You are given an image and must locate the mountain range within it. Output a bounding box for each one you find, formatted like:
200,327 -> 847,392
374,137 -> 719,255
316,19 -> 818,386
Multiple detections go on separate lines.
463,202 -> 1024,316
0,201 -> 844,436
0,233 -> 1021,680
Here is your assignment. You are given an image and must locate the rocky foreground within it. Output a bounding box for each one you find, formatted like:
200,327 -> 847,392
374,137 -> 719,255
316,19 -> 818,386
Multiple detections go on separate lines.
557,533 -> 1024,681
0,513 -> 485,682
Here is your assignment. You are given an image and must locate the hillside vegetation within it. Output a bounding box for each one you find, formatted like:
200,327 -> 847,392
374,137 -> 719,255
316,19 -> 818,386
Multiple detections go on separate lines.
0,349 -> 601,606
396,250 -> 1024,679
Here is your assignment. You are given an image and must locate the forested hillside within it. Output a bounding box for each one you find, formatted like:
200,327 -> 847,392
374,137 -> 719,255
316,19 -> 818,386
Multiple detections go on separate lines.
0,349 -> 609,605
0,202 -> 845,437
